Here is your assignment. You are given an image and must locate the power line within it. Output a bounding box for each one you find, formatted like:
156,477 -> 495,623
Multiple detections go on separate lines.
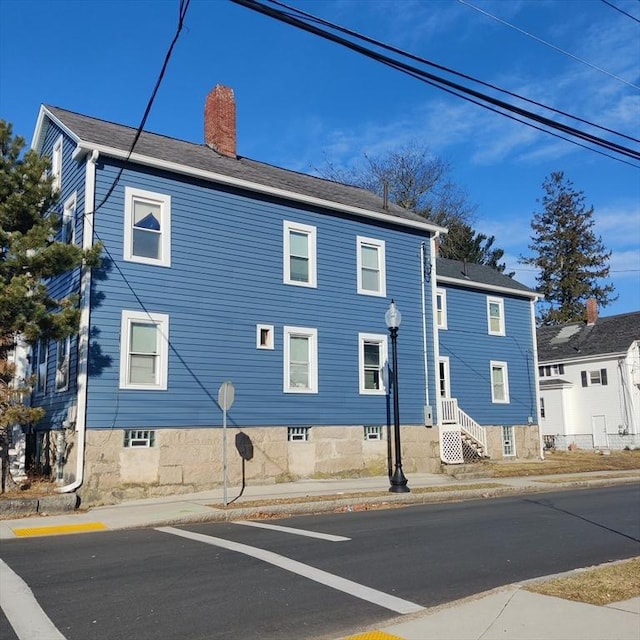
600,0 -> 640,23
231,0 -> 639,166
459,0 -> 640,90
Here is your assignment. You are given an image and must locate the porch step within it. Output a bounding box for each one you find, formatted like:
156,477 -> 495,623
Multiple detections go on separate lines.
441,463 -> 494,480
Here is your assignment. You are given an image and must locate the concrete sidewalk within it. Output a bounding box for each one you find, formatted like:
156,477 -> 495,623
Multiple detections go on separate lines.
1,470 -> 639,640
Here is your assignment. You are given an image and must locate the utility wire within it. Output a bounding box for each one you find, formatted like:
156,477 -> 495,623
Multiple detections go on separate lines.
600,0 -> 640,23
231,0 -> 639,166
459,0 -> 640,89
271,0 -> 639,144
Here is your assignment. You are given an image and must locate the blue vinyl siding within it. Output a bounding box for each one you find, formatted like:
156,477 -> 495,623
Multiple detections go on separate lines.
33,124 -> 86,429
438,284 -> 536,425
85,161 -> 438,429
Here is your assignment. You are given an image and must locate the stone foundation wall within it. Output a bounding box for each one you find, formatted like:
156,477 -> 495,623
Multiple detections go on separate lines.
73,424 -> 441,506
484,424 -> 542,460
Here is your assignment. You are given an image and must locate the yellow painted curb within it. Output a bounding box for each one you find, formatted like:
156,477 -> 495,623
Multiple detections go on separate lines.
12,522 -> 108,537
342,631 -> 405,640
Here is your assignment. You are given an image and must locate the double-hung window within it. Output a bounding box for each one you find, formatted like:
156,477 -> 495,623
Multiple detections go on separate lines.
283,326 -> 318,393
124,187 -> 171,267
32,340 -> 48,395
51,135 -> 63,192
283,221 -> 316,287
436,288 -> 447,329
55,336 -> 71,392
62,192 -> 77,244
119,310 -> 169,390
490,361 -> 510,403
357,236 -> 386,296
358,333 -> 387,394
487,296 -> 505,335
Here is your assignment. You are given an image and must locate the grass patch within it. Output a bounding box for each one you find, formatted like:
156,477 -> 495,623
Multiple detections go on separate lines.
526,558 -> 640,605
488,450 -> 640,477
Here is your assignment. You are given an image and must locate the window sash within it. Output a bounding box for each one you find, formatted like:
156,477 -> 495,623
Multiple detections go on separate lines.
359,333 -> 387,394
55,337 -> 70,392
357,236 -> 386,296
487,297 -> 505,335
120,311 -> 169,390
124,187 -> 171,267
284,327 -> 317,393
436,289 -> 447,329
491,361 -> 510,403
284,222 -> 316,287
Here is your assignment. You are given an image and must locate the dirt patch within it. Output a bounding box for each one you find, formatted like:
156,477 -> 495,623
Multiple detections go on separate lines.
0,480 -> 58,500
489,450 -> 640,477
526,558 -> 640,605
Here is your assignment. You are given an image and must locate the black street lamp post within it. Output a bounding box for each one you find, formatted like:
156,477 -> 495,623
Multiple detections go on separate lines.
385,299 -> 410,493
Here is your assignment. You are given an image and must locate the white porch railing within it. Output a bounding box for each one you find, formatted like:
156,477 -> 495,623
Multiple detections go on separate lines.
440,398 -> 488,454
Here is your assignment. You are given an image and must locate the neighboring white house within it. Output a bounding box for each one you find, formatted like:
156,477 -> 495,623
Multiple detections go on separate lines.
537,302 -> 640,451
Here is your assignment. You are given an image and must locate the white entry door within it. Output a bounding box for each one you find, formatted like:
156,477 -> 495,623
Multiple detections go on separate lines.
592,415 -> 608,448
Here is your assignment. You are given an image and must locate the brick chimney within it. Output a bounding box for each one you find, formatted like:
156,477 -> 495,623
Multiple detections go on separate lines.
204,85 -> 236,158
586,298 -> 598,325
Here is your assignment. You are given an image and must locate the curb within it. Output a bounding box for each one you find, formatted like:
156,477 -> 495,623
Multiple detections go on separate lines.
0,493 -> 79,518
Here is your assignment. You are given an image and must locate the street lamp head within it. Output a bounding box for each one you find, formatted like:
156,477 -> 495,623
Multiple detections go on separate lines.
385,299 -> 402,330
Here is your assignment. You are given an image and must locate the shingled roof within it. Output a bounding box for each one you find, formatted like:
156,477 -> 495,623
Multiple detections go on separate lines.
35,105 -> 443,231
537,311 -> 640,362
436,257 -> 536,297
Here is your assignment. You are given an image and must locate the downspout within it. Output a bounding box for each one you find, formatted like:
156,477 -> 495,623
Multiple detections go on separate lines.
420,240 -> 430,420
58,149 -> 98,493
530,298 -> 544,460
430,231 -> 441,426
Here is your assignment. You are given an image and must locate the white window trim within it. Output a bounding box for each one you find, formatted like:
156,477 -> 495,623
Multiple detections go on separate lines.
502,425 -> 516,457
119,310 -> 169,390
438,356 -> 451,399
487,296 -> 505,336
34,339 -> 48,395
358,332 -> 388,395
283,326 -> 318,393
357,236 -> 386,296
283,220 -> 317,287
436,288 -> 448,329
55,336 -> 71,392
51,135 -> 63,192
256,324 -> 274,350
490,360 -> 510,403
62,192 -> 77,245
124,187 -> 171,267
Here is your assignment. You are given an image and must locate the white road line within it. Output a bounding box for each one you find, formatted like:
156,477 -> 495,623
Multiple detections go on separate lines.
156,526 -> 424,615
0,558 -> 67,640
232,520 -> 351,541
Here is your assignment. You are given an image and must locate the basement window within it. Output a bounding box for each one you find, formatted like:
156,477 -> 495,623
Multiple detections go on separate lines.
124,429 -> 156,448
288,426 -> 310,442
364,425 -> 383,441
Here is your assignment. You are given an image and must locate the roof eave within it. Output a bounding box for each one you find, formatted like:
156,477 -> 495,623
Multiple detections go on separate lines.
71,140 -> 447,235
436,274 -> 538,299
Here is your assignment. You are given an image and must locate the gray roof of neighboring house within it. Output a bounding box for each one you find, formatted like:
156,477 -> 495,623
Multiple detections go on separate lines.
537,311 -> 640,362
436,257 -> 536,297
40,105 -> 438,228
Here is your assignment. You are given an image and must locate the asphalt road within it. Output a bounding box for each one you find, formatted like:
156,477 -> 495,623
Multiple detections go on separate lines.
1,484 -> 639,640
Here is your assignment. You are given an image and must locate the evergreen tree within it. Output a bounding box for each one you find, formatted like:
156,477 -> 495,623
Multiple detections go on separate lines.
521,171 -> 616,325
320,144 -> 510,272
0,120 -> 100,488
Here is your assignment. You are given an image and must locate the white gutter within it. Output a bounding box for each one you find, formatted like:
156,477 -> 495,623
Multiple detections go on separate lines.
430,233 -> 441,426
437,275 -> 539,300
530,299 -> 544,460
420,241 -> 430,418
58,150 -> 98,493
538,351 -> 628,366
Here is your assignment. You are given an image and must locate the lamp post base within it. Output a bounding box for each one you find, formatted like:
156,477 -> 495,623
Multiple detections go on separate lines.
389,465 -> 410,493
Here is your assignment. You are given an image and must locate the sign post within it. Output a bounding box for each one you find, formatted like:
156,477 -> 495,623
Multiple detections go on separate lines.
217,381 -> 235,506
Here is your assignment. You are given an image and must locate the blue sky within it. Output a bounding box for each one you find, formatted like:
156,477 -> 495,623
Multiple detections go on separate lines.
1,0 -> 638,316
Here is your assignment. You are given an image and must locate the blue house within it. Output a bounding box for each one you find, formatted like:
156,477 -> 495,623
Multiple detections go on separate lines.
28,85 -> 541,504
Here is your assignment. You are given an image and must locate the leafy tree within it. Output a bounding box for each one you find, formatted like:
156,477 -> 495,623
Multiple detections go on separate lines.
0,120 -> 100,489
521,171 -> 616,325
320,144 -> 510,272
